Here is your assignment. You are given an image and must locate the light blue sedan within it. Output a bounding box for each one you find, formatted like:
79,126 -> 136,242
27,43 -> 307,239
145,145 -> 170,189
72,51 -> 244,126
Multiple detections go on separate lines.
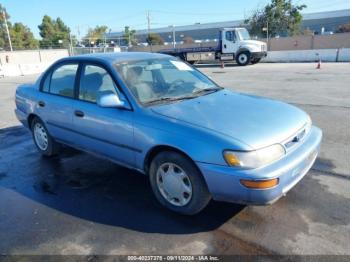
15,52 -> 322,215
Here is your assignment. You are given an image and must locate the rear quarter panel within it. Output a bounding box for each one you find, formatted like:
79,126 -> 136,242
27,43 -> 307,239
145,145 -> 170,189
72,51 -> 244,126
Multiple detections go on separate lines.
15,82 -> 42,128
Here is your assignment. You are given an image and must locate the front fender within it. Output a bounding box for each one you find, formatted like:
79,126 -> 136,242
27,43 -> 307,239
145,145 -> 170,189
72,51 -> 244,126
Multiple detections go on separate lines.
133,111 -> 253,171
238,44 -> 260,54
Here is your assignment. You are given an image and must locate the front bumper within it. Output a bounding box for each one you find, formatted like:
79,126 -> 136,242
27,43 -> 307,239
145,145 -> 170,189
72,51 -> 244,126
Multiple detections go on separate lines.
251,51 -> 267,59
196,126 -> 322,205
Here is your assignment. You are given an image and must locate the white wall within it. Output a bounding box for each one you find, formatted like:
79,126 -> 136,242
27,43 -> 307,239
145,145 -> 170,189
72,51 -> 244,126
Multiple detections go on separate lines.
338,48 -> 350,62
0,49 -> 69,77
262,48 -> 350,62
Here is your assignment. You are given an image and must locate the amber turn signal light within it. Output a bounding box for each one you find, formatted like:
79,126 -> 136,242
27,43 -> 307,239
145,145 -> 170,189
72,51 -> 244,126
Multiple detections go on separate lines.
240,178 -> 279,189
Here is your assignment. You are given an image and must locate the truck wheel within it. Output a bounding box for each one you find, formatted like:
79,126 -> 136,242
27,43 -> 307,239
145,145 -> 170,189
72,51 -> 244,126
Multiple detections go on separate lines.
149,151 -> 211,215
236,51 -> 251,66
251,58 -> 261,64
31,117 -> 60,157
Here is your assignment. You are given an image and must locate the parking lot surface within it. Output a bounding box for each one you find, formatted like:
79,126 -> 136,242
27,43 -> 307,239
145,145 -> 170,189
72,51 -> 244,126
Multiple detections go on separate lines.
0,63 -> 349,255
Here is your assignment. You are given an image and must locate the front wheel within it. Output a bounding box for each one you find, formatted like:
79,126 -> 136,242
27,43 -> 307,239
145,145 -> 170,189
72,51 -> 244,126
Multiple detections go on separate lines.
236,51 -> 251,66
31,117 -> 60,157
149,151 -> 211,215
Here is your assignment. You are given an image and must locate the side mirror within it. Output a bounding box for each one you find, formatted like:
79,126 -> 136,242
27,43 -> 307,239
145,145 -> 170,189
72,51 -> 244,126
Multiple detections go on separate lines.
97,91 -> 128,109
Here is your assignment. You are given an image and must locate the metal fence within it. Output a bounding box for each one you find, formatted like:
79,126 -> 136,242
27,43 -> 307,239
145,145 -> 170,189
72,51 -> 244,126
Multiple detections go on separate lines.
71,47 -> 123,56
1,32 -> 349,65
263,32 -> 350,51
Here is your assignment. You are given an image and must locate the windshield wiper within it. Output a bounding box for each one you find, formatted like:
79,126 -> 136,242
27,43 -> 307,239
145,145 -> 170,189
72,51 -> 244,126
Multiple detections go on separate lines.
144,87 -> 223,106
143,96 -> 194,105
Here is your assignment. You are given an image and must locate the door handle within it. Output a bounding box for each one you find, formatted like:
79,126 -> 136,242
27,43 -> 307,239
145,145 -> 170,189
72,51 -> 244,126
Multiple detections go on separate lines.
74,110 -> 84,118
38,101 -> 45,107
224,44 -> 227,49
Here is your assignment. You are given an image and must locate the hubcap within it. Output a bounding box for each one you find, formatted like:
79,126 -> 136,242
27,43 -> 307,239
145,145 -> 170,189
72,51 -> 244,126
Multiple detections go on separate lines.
33,123 -> 48,151
156,163 -> 193,207
239,54 -> 248,64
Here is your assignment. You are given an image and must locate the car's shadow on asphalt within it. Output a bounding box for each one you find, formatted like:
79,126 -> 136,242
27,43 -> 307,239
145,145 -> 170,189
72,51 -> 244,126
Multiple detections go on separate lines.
0,125 -> 245,234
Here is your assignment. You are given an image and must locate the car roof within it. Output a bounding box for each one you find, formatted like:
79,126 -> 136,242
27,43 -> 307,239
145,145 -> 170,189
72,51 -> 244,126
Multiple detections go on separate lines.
60,52 -> 172,64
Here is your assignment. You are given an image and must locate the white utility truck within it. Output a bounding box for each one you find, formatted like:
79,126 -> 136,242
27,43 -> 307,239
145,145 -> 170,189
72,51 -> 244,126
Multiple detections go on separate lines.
160,28 -> 267,66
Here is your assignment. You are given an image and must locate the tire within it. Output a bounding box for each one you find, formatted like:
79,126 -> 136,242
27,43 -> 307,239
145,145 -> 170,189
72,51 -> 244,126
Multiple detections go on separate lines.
31,117 -> 60,157
251,58 -> 261,64
149,151 -> 211,215
236,51 -> 251,66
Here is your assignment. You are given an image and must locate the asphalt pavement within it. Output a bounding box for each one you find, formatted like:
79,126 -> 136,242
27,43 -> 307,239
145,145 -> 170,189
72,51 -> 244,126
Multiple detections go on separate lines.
0,63 -> 349,255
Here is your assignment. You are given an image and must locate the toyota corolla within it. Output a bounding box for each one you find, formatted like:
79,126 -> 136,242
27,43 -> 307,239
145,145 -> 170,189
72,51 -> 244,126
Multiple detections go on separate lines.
15,52 -> 322,215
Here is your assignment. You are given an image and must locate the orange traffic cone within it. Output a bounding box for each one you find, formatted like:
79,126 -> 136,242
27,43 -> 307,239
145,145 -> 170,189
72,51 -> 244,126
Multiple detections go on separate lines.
316,58 -> 321,69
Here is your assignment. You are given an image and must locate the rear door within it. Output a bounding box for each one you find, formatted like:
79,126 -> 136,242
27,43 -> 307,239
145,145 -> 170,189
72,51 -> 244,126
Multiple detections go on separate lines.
38,63 -> 79,144
72,63 -> 136,167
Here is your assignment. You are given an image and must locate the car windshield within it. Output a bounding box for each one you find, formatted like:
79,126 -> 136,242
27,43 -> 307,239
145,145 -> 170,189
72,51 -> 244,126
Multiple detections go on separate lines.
115,58 -> 221,105
237,28 -> 251,41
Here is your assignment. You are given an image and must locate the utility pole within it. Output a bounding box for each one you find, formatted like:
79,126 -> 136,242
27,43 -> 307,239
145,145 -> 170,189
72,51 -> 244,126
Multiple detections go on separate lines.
172,25 -> 176,49
263,20 -> 269,51
76,26 -> 81,45
266,20 -> 269,51
69,33 -> 73,55
2,10 -> 13,51
147,10 -> 153,52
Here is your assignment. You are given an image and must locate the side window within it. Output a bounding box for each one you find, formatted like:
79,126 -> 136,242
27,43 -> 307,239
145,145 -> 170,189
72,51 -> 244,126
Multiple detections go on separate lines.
79,65 -> 118,103
50,64 -> 78,98
225,31 -> 236,42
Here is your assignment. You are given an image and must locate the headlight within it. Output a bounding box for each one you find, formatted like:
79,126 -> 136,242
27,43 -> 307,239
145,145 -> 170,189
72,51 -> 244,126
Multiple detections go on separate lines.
223,144 -> 285,169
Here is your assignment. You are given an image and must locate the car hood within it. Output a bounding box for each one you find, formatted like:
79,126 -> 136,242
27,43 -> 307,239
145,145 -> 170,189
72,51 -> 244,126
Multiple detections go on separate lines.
240,40 -> 264,46
151,90 -> 308,149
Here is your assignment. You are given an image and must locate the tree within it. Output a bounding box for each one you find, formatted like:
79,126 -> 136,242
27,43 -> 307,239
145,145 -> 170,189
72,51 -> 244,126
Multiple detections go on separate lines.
245,0 -> 306,38
146,33 -> 164,45
336,23 -> 350,33
183,36 -> 194,44
123,26 -> 137,46
10,23 -> 38,49
0,4 -> 10,49
38,15 -> 71,48
1,4 -> 38,50
83,25 -> 108,46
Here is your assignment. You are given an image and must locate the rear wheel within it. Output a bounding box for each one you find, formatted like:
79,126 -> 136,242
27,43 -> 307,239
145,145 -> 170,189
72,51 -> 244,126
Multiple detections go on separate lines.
236,51 -> 251,66
149,151 -> 211,215
31,117 -> 60,156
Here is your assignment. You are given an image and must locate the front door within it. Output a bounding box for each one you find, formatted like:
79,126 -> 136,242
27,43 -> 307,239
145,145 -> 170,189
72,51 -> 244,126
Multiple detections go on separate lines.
221,30 -> 239,55
72,63 -> 136,167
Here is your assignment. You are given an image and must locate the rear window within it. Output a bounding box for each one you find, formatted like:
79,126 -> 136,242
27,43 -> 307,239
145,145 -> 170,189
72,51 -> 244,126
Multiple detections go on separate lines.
46,64 -> 78,98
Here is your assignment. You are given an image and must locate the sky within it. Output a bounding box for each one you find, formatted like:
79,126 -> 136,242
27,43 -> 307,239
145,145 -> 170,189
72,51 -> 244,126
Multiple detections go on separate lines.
2,0 -> 350,39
